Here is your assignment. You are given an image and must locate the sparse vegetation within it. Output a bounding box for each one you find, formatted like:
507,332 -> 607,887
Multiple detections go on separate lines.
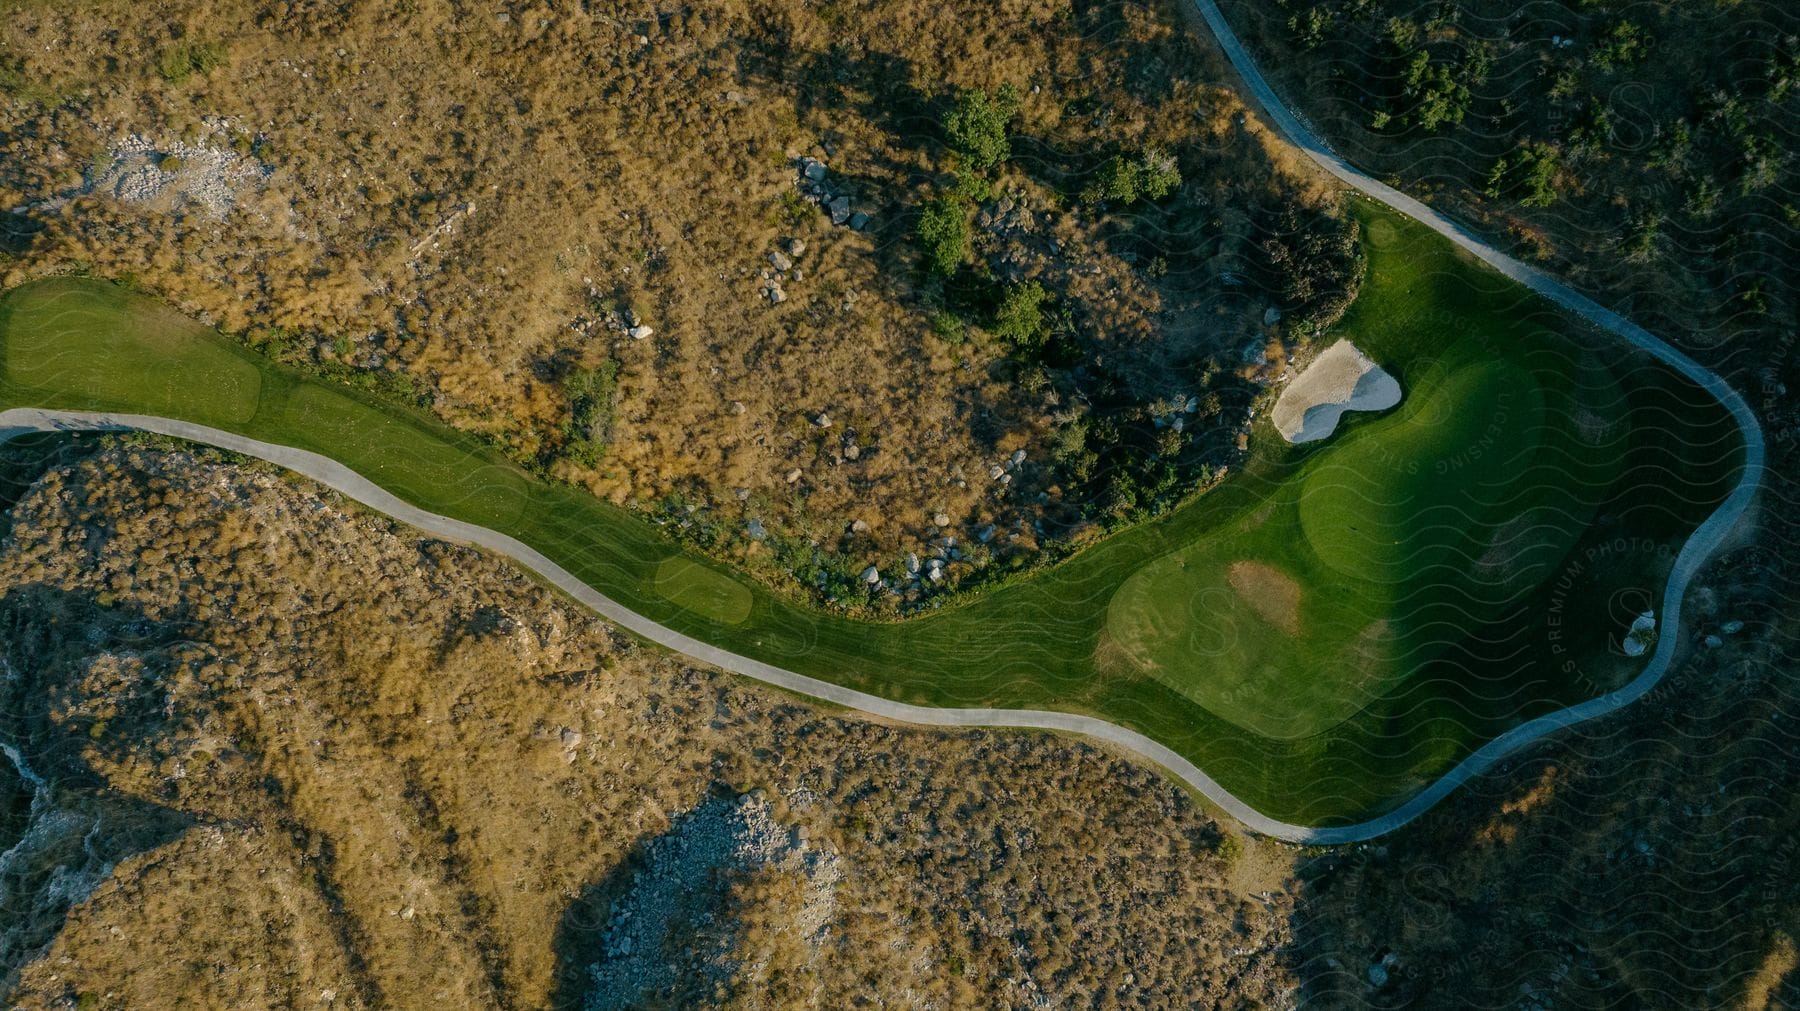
0,0 -> 1366,609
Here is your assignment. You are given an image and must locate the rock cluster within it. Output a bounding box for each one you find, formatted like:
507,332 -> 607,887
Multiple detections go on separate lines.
794,157 -> 871,232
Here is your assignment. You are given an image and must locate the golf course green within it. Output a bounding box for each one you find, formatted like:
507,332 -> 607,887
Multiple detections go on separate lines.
0,201 -> 1745,825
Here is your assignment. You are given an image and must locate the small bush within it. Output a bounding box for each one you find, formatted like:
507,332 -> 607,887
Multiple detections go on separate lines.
951,171 -> 992,203
1487,143 -> 1562,208
157,40 -> 226,85
991,281 -> 1050,354
916,197 -> 969,276
1082,147 -> 1181,206
564,359 -> 619,465
929,310 -> 966,344
772,189 -> 811,228
943,84 -> 1020,172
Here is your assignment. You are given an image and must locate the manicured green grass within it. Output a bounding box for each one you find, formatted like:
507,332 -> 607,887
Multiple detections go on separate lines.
1099,201 -> 1633,741
0,201 -> 1744,825
0,279 -> 260,426
653,556 -> 754,626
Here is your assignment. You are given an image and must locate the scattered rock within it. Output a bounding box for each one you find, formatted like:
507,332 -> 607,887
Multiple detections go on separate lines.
81,130 -> 271,221
1263,305 -> 1283,326
1623,610 -> 1657,658
848,211 -> 869,230
1722,619 -> 1745,634
785,468 -> 802,484
746,518 -> 767,540
769,250 -> 792,272
828,196 -> 852,225
850,519 -> 870,534
932,512 -> 951,528
844,444 -> 860,460
627,324 -> 655,340
787,238 -> 807,257
860,565 -> 881,585
814,413 -> 832,428
1704,634 -> 1723,648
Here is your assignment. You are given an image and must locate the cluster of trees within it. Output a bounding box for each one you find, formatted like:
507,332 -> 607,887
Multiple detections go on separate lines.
1236,0 -> 1799,345
896,49 -> 1363,536
1080,146 -> 1183,206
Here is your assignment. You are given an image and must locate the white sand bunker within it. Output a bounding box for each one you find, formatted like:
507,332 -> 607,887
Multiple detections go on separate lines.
1272,340 -> 1402,443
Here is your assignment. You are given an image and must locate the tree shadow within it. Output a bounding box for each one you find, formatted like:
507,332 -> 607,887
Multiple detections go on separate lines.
0,212 -> 40,256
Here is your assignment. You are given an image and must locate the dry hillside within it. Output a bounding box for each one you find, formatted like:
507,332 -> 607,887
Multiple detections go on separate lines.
0,0 -> 1361,609
0,437 -> 1293,1009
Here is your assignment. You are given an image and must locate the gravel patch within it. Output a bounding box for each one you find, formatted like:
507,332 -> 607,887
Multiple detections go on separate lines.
87,130 -> 268,220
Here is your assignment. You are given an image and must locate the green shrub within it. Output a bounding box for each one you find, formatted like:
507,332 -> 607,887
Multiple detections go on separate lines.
951,171 -> 992,203
943,83 -> 1020,172
157,40 -> 226,85
929,309 -> 966,344
772,189 -> 811,227
916,197 -> 969,276
1592,20 -> 1647,70
991,281 -> 1049,353
1083,147 -> 1182,206
1287,6 -> 1332,50
1401,51 -> 1475,131
564,359 -> 619,465
1488,142 -> 1562,207
1215,832 -> 1243,865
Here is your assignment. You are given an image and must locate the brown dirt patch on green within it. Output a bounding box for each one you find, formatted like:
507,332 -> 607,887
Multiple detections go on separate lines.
1226,560 -> 1301,636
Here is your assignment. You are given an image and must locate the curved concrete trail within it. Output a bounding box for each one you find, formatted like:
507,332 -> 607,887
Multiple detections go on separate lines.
0,10 -> 1764,845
